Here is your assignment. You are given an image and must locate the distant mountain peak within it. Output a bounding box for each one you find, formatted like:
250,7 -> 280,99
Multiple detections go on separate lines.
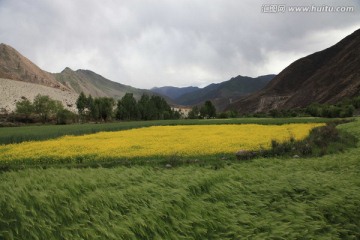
61,67 -> 75,74
150,86 -> 200,100
150,75 -> 275,111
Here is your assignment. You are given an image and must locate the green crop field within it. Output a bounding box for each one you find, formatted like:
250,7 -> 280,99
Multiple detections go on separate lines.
0,118 -> 359,239
0,117 -> 334,145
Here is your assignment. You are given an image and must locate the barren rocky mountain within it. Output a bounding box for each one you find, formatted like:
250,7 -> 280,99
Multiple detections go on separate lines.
0,78 -> 78,113
0,44 -> 68,90
227,28 -> 360,113
53,68 -> 157,100
0,44 -> 171,112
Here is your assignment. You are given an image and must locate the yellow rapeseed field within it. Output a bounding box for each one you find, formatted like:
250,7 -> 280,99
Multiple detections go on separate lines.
0,124 -> 323,163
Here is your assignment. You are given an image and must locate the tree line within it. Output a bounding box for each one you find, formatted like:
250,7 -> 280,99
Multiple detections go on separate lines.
13,92 -> 358,125
13,93 -> 219,125
304,96 -> 360,118
187,100 -> 217,119
15,95 -> 76,124
242,96 -> 360,118
76,92 -> 181,122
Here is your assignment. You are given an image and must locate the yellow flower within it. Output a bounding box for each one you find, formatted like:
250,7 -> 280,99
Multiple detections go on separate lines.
0,123 -> 323,162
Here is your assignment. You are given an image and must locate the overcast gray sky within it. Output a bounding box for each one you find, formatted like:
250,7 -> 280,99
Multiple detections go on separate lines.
0,0 -> 359,88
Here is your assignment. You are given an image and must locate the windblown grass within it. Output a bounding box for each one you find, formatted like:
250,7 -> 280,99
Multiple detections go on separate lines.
0,149 -> 359,239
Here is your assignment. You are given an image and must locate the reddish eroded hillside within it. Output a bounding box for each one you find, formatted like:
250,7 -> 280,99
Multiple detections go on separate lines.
0,43 -> 69,90
227,29 -> 360,113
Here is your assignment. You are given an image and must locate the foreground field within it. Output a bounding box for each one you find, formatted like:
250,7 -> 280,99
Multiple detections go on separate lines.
0,123 -> 323,165
0,119 -> 358,239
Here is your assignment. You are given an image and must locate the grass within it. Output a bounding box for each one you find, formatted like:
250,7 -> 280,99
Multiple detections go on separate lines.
0,118 -> 358,239
0,147 -> 359,239
0,117 -> 336,145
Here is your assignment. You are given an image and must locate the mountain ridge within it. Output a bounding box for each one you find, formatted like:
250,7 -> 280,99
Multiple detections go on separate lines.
226,28 -> 360,113
172,74 -> 275,111
151,86 -> 200,100
53,67 -> 157,100
0,43 -> 69,90
0,43 -> 173,112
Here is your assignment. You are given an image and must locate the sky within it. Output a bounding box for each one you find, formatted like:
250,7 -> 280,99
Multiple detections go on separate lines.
0,0 -> 359,89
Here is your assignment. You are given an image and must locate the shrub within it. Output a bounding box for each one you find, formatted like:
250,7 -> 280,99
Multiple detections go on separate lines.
56,109 -> 78,125
241,122 -> 358,160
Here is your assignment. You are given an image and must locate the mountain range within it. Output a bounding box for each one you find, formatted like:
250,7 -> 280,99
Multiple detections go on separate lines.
0,43 -> 274,112
53,67 -> 157,100
151,75 -> 274,111
151,86 -> 200,100
174,75 -> 274,111
0,43 -> 167,112
1,28 -> 359,114
227,28 -> 360,113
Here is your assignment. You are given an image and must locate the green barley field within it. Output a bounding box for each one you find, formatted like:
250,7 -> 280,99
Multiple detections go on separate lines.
0,118 -> 359,239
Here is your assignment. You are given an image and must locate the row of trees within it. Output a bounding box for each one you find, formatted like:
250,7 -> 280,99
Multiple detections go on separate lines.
15,95 -> 76,124
188,101 -> 217,119
305,96 -> 360,118
242,96 -> 360,118
15,93 -> 358,125
76,92 -> 181,122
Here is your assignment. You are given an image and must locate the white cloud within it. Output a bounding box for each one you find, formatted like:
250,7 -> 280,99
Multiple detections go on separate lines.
0,0 -> 359,88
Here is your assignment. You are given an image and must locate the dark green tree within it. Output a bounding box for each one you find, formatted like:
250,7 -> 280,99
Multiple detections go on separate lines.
200,101 -> 216,118
352,96 -> 360,108
15,98 -> 33,121
306,103 -> 322,117
95,97 -> 114,122
76,92 -> 87,116
116,93 -> 138,120
340,105 -> 355,118
33,94 -> 58,123
87,95 -> 98,121
150,95 -> 172,120
188,106 -> 200,119
137,94 -> 155,120
56,109 -> 77,125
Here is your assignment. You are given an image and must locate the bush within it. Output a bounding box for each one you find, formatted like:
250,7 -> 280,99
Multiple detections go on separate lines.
239,122 -> 358,160
218,112 -> 228,119
56,109 -> 78,125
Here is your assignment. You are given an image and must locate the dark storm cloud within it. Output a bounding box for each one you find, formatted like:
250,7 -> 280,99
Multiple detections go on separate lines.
0,0 -> 359,88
